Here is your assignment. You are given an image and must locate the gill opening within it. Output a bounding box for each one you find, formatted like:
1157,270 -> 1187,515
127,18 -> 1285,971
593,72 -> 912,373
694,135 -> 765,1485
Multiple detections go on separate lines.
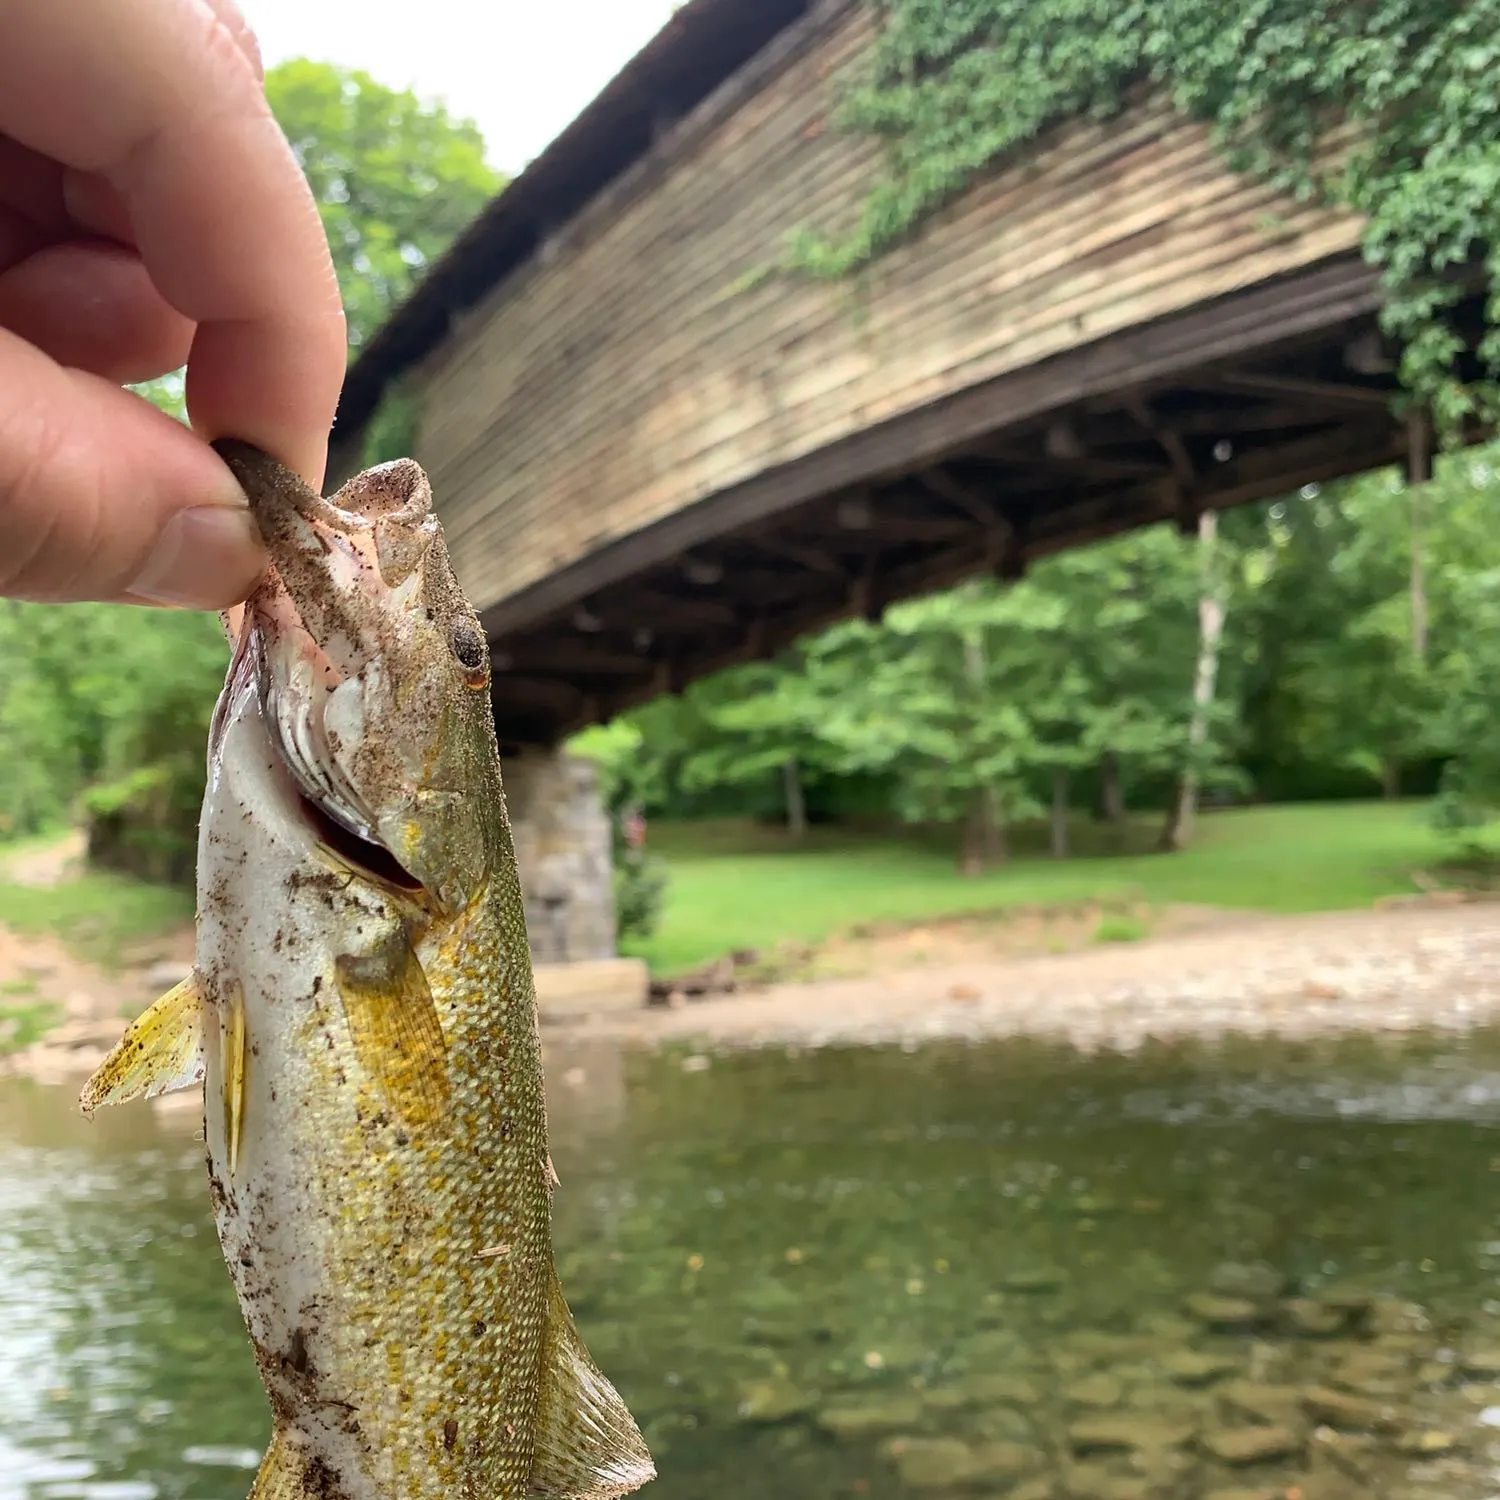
295,791 -> 426,896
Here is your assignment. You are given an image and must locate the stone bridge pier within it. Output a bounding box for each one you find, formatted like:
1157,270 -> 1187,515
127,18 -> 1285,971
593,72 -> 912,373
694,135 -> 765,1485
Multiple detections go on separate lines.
501,746 -> 648,1016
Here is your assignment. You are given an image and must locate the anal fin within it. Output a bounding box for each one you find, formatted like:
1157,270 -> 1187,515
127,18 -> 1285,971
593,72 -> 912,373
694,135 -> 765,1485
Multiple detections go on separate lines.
249,1427 -> 309,1500
80,972 -> 205,1115
528,1265 -> 655,1500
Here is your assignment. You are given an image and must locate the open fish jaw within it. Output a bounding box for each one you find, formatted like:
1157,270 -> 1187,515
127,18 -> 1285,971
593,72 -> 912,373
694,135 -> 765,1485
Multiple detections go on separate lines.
81,444 -> 654,1500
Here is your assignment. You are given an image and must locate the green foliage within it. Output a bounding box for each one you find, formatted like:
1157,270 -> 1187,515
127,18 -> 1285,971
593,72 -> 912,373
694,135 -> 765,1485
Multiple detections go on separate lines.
0,997 -> 61,1055
128,372 -> 188,424
614,847 -> 670,945
0,602 -> 227,876
265,60 -> 504,351
796,0 -> 1500,421
1093,912 -> 1149,944
359,382 -> 424,467
571,723 -> 674,942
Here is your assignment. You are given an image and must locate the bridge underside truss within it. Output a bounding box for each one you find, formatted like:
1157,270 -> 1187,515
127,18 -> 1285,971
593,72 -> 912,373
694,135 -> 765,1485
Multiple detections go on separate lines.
485,257 -> 1488,749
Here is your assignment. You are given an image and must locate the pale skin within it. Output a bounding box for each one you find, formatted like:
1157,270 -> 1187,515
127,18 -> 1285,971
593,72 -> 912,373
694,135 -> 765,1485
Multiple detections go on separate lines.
0,0 -> 348,610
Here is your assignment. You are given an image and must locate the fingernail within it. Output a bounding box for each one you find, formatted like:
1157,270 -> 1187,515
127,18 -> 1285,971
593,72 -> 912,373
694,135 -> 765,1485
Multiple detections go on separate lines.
128,506 -> 263,609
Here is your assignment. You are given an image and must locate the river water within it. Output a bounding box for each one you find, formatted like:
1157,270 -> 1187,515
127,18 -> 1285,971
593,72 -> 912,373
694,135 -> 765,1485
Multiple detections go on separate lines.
4,1030 -> 1500,1499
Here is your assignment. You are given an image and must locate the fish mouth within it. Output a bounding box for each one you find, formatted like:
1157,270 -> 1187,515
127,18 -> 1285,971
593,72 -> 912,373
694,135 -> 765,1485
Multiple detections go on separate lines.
211,439 -> 441,904
244,595 -> 427,901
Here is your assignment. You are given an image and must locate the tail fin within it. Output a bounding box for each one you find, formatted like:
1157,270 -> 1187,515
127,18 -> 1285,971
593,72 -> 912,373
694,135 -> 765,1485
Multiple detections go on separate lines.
528,1266 -> 655,1499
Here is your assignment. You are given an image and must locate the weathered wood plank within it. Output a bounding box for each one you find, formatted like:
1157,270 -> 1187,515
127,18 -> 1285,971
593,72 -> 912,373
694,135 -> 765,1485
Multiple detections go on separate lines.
407,0 -> 1367,620
478,254 -> 1385,638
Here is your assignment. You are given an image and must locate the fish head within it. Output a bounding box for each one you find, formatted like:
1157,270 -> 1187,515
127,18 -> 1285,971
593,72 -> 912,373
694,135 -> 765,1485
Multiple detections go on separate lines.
216,441 -> 500,916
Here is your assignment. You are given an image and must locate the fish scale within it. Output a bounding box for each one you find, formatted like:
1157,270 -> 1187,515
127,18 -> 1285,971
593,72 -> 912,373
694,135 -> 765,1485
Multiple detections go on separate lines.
81,443 -> 654,1500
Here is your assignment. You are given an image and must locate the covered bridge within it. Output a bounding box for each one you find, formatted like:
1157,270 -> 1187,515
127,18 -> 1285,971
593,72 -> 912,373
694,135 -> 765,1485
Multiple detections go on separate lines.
329,0 -> 1484,968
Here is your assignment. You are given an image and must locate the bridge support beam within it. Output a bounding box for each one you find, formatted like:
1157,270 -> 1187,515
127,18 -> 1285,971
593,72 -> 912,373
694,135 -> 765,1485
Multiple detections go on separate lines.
502,746 -> 617,965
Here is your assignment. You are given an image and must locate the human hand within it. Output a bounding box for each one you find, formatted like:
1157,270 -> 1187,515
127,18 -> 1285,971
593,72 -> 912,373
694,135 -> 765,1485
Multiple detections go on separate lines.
0,0 -> 347,609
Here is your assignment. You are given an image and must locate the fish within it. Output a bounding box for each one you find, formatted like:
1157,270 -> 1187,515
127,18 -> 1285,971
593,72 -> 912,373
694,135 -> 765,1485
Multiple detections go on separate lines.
80,441 -> 655,1500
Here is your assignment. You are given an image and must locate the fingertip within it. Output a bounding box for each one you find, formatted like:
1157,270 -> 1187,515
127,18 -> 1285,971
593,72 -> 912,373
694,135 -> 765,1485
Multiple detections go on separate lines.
123,501 -> 265,610
0,333 -> 267,605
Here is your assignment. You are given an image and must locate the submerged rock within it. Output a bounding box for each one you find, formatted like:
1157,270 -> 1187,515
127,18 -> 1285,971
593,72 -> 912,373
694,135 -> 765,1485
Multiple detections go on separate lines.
1063,1373 -> 1125,1409
923,1372 -> 1042,1410
1201,1425 -> 1303,1465
889,1437 -> 976,1489
1161,1350 -> 1239,1386
1008,1481 -> 1057,1500
1067,1415 -> 1195,1454
1394,1428 -> 1460,1456
1301,1385 -> 1400,1432
1210,1262 -> 1285,1300
1185,1294 -> 1261,1330
1282,1298 -> 1348,1337
1459,1346 -> 1500,1378
1005,1266 -> 1069,1293
887,1435 -> 1044,1488
816,1394 -> 922,1438
1330,1348 -> 1407,1396
737,1378 -> 815,1423
1060,1461 -> 1150,1500
1219,1381 -> 1305,1429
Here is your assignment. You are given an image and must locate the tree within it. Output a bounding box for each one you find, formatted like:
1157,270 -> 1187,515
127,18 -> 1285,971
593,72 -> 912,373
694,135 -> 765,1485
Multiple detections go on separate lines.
265,61 -> 504,352
807,585 -> 1049,875
1159,511 -> 1231,851
678,651 -> 839,839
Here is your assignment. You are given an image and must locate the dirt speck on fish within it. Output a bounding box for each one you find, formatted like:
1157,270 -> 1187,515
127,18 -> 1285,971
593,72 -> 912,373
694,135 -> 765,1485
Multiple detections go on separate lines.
80,442 -> 655,1500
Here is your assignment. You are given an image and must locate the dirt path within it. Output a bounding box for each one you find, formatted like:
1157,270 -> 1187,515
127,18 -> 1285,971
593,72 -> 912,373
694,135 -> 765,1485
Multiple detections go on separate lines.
582,898 -> 1500,1052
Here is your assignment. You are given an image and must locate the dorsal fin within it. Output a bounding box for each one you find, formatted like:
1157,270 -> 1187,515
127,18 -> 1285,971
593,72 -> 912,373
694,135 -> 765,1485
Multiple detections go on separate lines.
527,1266 -> 655,1499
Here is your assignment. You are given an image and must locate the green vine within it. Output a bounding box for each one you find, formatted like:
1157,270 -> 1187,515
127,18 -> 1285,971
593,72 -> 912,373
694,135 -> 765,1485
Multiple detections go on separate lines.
792,0 -> 1500,429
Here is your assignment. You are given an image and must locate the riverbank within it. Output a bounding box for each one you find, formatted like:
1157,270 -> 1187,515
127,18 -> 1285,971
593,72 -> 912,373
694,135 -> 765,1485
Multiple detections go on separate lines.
7,896 -> 1499,1085
590,897 -> 1500,1053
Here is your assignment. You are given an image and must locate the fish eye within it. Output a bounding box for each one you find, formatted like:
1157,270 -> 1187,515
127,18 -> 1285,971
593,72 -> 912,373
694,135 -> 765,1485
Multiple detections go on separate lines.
450,622 -> 489,685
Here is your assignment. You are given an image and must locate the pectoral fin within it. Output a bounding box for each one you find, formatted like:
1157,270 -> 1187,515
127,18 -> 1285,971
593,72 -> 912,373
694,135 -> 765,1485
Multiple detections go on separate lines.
335,930 -> 449,1129
80,972 -> 205,1115
528,1265 -> 655,1500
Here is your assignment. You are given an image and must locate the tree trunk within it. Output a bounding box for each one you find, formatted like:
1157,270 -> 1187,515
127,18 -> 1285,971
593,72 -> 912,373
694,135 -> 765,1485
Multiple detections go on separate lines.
782,758 -> 807,840
1380,756 -> 1401,802
1051,770 -> 1070,858
984,786 -> 1008,867
1097,751 -> 1125,823
960,792 -> 985,878
1161,511 -> 1227,853
960,787 -> 1006,876
1408,410 -> 1430,664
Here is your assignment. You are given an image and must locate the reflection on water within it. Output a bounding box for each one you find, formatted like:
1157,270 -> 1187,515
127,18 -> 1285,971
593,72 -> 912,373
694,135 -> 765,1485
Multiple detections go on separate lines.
4,1030 -> 1500,1498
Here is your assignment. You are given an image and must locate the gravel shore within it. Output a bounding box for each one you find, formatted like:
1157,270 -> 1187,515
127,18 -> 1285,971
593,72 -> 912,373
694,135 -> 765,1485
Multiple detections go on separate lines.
584,899 -> 1500,1052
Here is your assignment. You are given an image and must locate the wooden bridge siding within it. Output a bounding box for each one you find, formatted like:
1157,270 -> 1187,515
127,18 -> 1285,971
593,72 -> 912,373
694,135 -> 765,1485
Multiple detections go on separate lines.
411,0 -> 1364,619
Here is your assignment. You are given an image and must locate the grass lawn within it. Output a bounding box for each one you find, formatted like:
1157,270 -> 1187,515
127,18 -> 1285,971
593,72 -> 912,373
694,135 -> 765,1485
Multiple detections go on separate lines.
0,866 -> 193,968
628,800 -> 1453,974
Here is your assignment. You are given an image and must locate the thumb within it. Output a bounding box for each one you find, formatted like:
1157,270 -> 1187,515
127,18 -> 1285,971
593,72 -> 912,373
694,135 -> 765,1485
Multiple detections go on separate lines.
0,327 -> 266,608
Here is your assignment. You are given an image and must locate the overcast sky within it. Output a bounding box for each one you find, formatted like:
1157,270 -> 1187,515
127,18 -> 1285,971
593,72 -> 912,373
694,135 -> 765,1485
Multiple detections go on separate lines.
241,0 -> 683,174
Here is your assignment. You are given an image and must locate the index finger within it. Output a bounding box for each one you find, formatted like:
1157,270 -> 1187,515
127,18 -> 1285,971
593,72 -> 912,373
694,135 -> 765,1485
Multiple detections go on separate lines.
1,0 -> 347,489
